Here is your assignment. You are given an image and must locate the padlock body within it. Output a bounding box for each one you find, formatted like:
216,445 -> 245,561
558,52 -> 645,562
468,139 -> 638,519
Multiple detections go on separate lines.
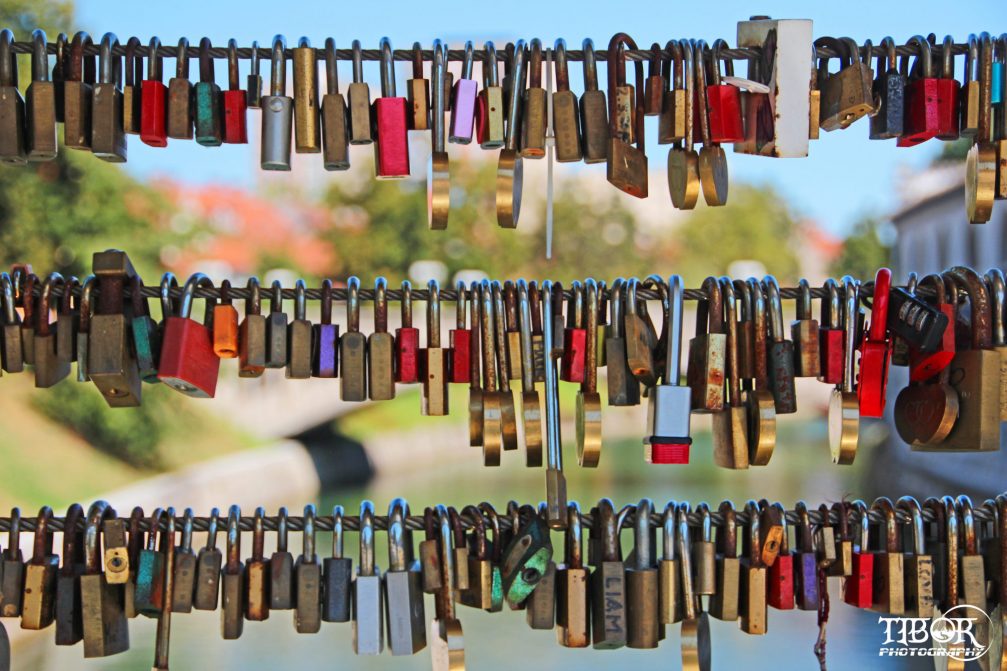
261,95 -> 293,171
91,83 -> 126,162
157,316 -> 220,398
25,81 -> 58,161
194,81 -> 223,146
222,89 -> 248,144
449,78 -> 477,144
706,84 -> 745,143
374,96 -> 410,178
395,327 -> 421,383
897,78 -> 940,146
935,78 -> 960,141
449,328 -> 471,383
140,80 -> 168,147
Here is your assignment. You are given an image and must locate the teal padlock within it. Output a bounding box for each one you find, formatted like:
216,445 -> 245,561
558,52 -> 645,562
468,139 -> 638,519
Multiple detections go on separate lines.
130,275 -> 162,383
194,37 -> 223,146
500,505 -> 553,607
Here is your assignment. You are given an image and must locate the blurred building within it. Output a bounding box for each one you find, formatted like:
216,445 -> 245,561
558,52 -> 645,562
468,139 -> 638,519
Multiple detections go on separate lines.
877,161 -> 1006,498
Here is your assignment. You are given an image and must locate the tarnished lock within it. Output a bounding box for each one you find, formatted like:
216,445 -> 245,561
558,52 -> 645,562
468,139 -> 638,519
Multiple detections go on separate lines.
52,32 -> 67,124
427,40 -> 450,230
293,37 -> 320,153
429,505 -> 466,671
490,281 -> 519,452
18,271 -> 37,367
624,277 -> 659,388
238,277 -> 266,378
193,508 -> 222,611
591,500 -> 630,649
520,38 -> 546,158
423,279 -> 450,416
869,37 -> 904,140
130,275 -> 161,383
961,35 -> 981,138
606,34 -> 648,198
819,278 -> 844,384
34,273 -> 70,388
764,276 -> 797,413
897,36 -> 941,146
455,506 -> 494,611
503,281 -> 523,382
406,42 -> 430,131
287,279 -> 312,380
477,41 -> 505,149
321,38 -> 349,170
158,273 -> 219,397
80,501 -> 129,658
347,40 -> 372,144
91,33 -> 126,162
476,282 -> 503,465
966,34 -> 996,224
312,279 -> 339,378
555,502 -> 590,647
643,43 -> 664,117
140,37 -> 168,147
791,279 -> 821,377
171,509 -> 197,614
220,506 -> 244,640
625,499 -> 660,649
322,505 -> 352,622
26,29 -> 57,160
658,41 -> 686,144
0,507 -> 24,618
896,497 -> 934,617
817,36 -> 873,132
55,504 -> 85,646
741,278 -> 776,466
270,507 -> 294,610
194,37 -> 222,146
579,38 -> 608,164
55,275 -> 81,373
560,280 -> 587,383
500,505 -> 552,608
89,250 -> 141,406
739,500 -> 768,635
21,507 -> 59,631
261,35 -> 293,170
869,497 -> 905,615
384,499 -> 425,654
709,501 -> 741,621
645,275 -> 693,464
957,496 -> 988,610
766,502 -> 795,610
264,280 -> 287,369
657,502 -> 681,625
694,40 -> 730,207
712,278 -> 750,469
211,278 -> 238,360
366,277 -> 395,400
63,31 -> 95,151
0,273 -> 23,374
352,501 -> 383,652
449,41 -> 477,144
687,276 -> 726,412
932,35 -> 961,141
828,501 -> 854,578
244,507 -> 269,621
514,281 -> 542,467
668,39 -> 701,210
222,40 -> 248,144
497,40 -> 526,228
133,508 -> 168,617
166,37 -> 192,140
691,503 -> 716,600
122,507 -> 144,619
373,37 -> 410,179
576,279 -> 602,468
677,502 -> 712,668
552,40 -> 582,162
342,276 -> 367,401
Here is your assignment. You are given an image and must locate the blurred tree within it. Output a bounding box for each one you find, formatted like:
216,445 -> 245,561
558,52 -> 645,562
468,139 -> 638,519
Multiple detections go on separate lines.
0,0 -> 71,35
829,215 -> 891,279
670,185 -> 801,286
932,138 -> 971,165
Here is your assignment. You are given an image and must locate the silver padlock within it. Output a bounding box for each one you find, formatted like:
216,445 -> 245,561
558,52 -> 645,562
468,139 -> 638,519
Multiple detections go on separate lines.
261,35 -> 293,170
353,501 -> 384,655
383,499 -> 425,655
645,275 -> 693,464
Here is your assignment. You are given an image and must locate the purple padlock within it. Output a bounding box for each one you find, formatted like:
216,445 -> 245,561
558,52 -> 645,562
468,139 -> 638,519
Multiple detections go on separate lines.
449,41 -> 478,144
312,279 -> 340,378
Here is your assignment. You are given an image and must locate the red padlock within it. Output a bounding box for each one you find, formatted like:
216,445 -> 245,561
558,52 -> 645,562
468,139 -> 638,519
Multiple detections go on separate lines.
908,273 -> 955,382
897,36 -> 940,147
935,35 -> 961,141
766,502 -> 795,610
395,280 -> 420,384
704,39 -> 745,143
222,39 -> 248,144
857,268 -> 892,418
449,281 -> 471,384
158,273 -> 220,398
560,281 -> 587,383
842,501 -> 874,609
373,37 -> 409,178
818,279 -> 845,385
139,36 -> 168,147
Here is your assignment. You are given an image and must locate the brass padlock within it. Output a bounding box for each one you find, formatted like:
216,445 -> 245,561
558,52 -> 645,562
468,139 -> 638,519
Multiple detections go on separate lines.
87,250 -> 141,407
606,34 -> 648,198
552,39 -> 582,163
579,39 -> 608,164
0,29 -> 26,163
26,29 -> 58,161
64,31 -> 95,151
91,32 -> 126,162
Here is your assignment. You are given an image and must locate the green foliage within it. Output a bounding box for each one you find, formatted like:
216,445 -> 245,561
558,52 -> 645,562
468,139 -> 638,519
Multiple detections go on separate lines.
932,139 -> 971,165
671,185 -> 801,286
30,379 -> 173,470
0,0 -> 71,35
829,216 -> 891,279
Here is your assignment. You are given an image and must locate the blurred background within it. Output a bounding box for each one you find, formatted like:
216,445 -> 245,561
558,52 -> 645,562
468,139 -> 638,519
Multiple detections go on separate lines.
1,0 -> 1006,669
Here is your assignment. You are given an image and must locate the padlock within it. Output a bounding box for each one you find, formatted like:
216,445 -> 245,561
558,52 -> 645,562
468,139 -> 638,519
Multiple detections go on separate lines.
623,278 -> 657,387
157,273 -> 219,397
384,499 -> 425,654
34,273 -> 70,388
552,39 -> 582,162
625,499 -> 660,649
395,280 -> 420,384
449,282 -> 472,384
321,38 -> 349,170
560,281 -> 587,383
222,39 -> 248,144
764,275 -> 797,413
372,37 -> 410,178
427,40 -> 450,230
869,37 -> 905,140
312,279 -> 339,378
171,508 -> 197,614
668,40 -> 701,209
423,279 -> 450,416
935,35 -> 961,141
0,507 -> 25,618
321,505 -> 352,622
687,276 -> 726,412
139,37 -> 168,147
341,276 -> 367,401
605,279 -> 640,406
211,278 -> 238,359
88,250 -> 141,406
368,277 -> 395,400
476,41 -> 505,149
857,268 -> 892,418
983,269 -> 1007,418
246,40 -> 262,108
575,279 -> 602,467
63,31 -> 95,151
454,506 -> 494,611
961,35 -> 981,137
238,277 -> 266,378
896,497 -> 934,617
347,40 -> 372,145
766,502 -> 795,610
520,39 -> 546,158
501,505 -> 553,608
606,34 -> 648,198
91,32 -> 126,162
56,275 -> 81,370
244,507 -> 269,621
708,501 -> 741,621
792,502 -> 820,611
869,497 -> 905,615
167,38 -> 192,140
55,504 -> 85,646
677,503 -> 711,667
489,281 -> 519,453
79,501 -> 129,658
889,277 -> 951,366
133,508 -> 168,617
449,41 -> 477,144
220,506 -> 244,639
130,275 -> 161,383
579,38 -> 608,164
591,500 -> 629,649
791,279 -> 821,378
353,501 -> 383,652
267,507 -> 293,611
497,40 -> 526,228
818,279 -> 844,384
693,40 -> 729,207
704,39 -> 744,143
829,277 -> 861,464
293,37 -> 320,153
21,506 -> 59,631
264,280 -> 287,369
429,505 -> 466,669
556,502 -> 590,648
843,500 -> 874,609
261,35 -> 293,170
25,29 -> 57,161
645,275 -> 692,464
18,271 -> 37,366
897,36 -> 941,146
406,42 -> 429,131
658,41 -> 686,144
0,273 -> 23,374
514,281 -> 543,466
287,279 -> 312,380
712,278 -> 750,470
739,501 -> 768,635
192,37 -> 222,146
193,508 -> 222,611
817,36 -> 873,132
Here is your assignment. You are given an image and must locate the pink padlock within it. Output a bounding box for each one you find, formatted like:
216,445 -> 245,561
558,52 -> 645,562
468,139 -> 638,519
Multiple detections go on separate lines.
449,41 -> 478,144
374,37 -> 410,178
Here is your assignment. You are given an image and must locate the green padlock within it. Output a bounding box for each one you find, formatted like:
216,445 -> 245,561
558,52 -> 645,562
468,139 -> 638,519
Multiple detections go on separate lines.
500,505 -> 553,607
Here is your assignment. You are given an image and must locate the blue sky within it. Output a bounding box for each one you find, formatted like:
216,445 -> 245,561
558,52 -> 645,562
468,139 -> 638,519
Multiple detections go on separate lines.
78,0 -> 1006,235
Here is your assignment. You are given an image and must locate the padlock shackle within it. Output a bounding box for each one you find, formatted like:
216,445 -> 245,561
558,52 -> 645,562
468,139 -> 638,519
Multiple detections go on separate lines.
319,279 -> 333,326
795,279 -> 813,321
482,41 -> 499,88
866,268 -> 892,341
870,497 -> 899,554
174,37 -> 189,79
225,505 -> 241,571
98,32 -> 120,86
303,503 -> 317,564
457,40 -> 474,81
896,496 -> 926,557
679,39 -> 695,152
179,508 -> 194,553
503,39 -> 526,151
30,29 -> 49,83
293,278 -> 307,322
36,272 -> 64,336
876,36 -> 897,73
249,40 -> 260,79
456,281 -> 468,330
69,31 -> 95,85
491,280 -> 509,390
179,273 -> 216,326
840,276 -> 859,394
794,501 -> 814,554
145,507 -> 164,551
387,499 -> 410,571
901,35 -> 932,79
378,37 -> 396,97
61,504 -> 84,572
821,278 -> 840,330
527,38 -> 543,89
695,502 -> 713,543
243,277 -> 261,317
428,279 -> 441,347
227,38 -> 240,90
850,500 -> 869,552
949,266 -> 993,349
373,277 -> 388,333
632,498 -> 654,571
399,279 -> 412,328
31,506 -> 54,562
198,37 -> 215,84
554,39 -> 571,92
346,276 -> 360,333
717,501 -> 737,559
250,507 -> 265,561
744,500 -> 762,566
462,504 -> 488,562
565,501 -> 583,569
762,275 -> 785,341
145,36 -> 162,82
431,40 -> 447,154
434,504 -> 456,620
84,501 -> 114,575
269,34 -> 286,97
358,501 -> 375,576
720,277 -> 741,403
272,506 -> 288,553
985,269 -> 1006,346
351,39 -> 364,83
677,502 -> 697,621
331,505 -> 344,559
481,502 -> 503,563
204,507 -> 220,552
324,38 -> 339,95
583,278 -> 599,393
661,501 -> 677,561
159,272 -> 178,321
0,273 -> 14,324
60,275 -> 81,316
956,496 -> 978,556
606,33 -> 645,153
